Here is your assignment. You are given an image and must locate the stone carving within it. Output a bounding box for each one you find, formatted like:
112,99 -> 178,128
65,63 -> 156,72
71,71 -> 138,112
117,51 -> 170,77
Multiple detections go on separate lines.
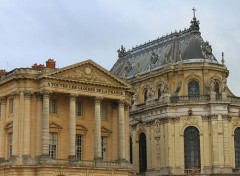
147,86 -> 155,100
221,78 -> 227,92
132,93 -> 137,105
117,45 -> 127,58
183,117 -> 199,127
54,65 -> 116,86
209,78 -> 216,92
154,119 -> 161,140
232,119 -> 240,126
150,51 -> 159,69
202,41 -> 212,59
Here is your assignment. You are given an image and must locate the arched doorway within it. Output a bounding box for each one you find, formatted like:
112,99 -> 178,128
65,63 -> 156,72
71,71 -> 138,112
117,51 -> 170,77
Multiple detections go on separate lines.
139,132 -> 147,173
184,126 -> 201,170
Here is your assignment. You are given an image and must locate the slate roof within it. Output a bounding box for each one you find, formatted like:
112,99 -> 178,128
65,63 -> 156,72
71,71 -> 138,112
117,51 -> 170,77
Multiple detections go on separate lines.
111,16 -> 218,78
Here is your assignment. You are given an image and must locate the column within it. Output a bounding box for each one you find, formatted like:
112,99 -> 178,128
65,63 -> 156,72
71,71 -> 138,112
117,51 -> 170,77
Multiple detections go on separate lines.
36,93 -> 42,156
124,103 -> 130,161
94,97 -> 102,160
0,97 -> 7,160
23,90 -> 31,157
12,91 -> 20,158
223,115 -> 230,168
69,94 -> 77,159
118,100 -> 126,160
41,91 -> 50,157
211,115 -> 219,170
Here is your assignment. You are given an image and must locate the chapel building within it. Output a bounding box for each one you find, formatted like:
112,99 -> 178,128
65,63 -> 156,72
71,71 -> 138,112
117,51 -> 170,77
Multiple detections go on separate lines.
111,14 -> 240,175
0,59 -> 133,176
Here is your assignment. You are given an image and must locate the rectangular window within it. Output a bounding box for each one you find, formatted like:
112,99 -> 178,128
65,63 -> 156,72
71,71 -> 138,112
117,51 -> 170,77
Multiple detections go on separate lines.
49,98 -> 57,114
101,136 -> 107,160
100,103 -> 107,120
76,101 -> 82,117
9,133 -> 13,157
49,133 -> 57,159
9,98 -> 14,114
76,134 -> 83,160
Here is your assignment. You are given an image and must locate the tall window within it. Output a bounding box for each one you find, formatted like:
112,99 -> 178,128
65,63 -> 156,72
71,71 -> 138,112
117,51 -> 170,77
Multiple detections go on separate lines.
49,133 -> 57,159
76,134 -> 83,160
188,80 -> 200,97
184,126 -> 201,170
9,133 -> 13,157
76,101 -> 83,117
101,137 -> 107,160
214,81 -> 220,94
158,88 -> 162,98
0,104 -> 1,118
144,90 -> 148,102
101,103 -> 107,120
235,128 -> 240,168
139,133 -> 147,173
49,98 -> 57,114
9,98 -> 14,114
130,136 -> 133,164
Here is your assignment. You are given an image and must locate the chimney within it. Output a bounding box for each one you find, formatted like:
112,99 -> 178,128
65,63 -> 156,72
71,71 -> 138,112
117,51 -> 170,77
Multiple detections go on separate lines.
46,58 -> 56,69
0,69 -> 6,76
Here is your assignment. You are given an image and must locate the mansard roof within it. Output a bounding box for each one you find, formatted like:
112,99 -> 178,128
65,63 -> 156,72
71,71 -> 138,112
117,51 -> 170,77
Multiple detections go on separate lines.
111,17 -> 218,78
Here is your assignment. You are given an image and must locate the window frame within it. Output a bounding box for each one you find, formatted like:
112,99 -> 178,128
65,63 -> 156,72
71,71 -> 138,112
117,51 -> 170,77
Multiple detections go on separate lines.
76,100 -> 83,117
76,134 -> 83,160
188,80 -> 200,97
101,136 -> 107,160
9,98 -> 14,114
49,97 -> 57,114
49,132 -> 58,159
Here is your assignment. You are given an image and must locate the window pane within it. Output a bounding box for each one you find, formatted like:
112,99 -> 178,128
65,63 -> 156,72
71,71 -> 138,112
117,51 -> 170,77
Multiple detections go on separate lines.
49,98 -> 57,114
49,133 -> 57,159
76,134 -> 83,160
188,80 -> 200,96
76,101 -> 82,117
10,98 -> 14,114
101,137 -> 107,160
184,126 -> 201,170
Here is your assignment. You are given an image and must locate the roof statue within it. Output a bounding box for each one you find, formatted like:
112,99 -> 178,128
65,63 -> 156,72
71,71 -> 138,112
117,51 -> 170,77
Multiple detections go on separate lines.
111,8 -> 217,79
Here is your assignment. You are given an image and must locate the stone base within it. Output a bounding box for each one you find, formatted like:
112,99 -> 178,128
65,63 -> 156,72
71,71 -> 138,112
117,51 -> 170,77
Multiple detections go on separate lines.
39,155 -> 50,164
9,155 -> 18,165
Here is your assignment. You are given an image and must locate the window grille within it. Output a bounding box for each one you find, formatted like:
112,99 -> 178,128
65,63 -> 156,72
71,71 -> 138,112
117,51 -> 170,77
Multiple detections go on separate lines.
101,103 -> 107,120
49,133 -> 57,159
76,134 -> 83,160
9,98 -> 14,114
101,137 -> 107,160
49,98 -> 57,114
76,101 -> 82,117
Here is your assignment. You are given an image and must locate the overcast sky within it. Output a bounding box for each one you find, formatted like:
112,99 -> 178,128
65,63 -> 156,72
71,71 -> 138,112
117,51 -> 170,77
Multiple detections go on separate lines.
0,0 -> 239,95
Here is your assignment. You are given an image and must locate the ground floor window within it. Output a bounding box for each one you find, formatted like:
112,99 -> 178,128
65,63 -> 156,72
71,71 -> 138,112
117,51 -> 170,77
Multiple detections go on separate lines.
101,137 -> 107,160
76,134 -> 83,160
184,126 -> 201,170
139,132 -> 147,173
49,133 -> 57,159
9,133 -> 13,157
235,127 -> 240,168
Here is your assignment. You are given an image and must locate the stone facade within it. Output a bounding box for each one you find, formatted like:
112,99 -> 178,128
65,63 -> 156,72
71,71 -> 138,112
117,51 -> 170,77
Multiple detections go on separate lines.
0,59 -> 133,176
111,15 -> 240,175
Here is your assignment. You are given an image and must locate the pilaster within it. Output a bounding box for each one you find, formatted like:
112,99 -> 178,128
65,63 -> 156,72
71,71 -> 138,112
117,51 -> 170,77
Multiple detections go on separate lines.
0,97 -> 7,160
36,93 -> 42,156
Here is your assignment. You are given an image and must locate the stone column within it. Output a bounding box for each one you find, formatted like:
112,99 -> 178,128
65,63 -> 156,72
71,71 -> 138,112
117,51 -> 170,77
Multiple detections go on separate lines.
124,103 -> 130,161
118,100 -> 126,161
222,115 -> 231,172
23,90 -> 31,158
12,91 -> 20,159
36,93 -> 42,156
69,94 -> 77,160
41,91 -> 50,158
94,97 -> 102,160
211,115 -> 219,172
0,97 -> 7,161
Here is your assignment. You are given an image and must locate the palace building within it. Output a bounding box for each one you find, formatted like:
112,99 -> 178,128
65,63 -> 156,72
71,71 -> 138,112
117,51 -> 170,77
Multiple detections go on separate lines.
0,59 -> 133,176
111,14 -> 240,175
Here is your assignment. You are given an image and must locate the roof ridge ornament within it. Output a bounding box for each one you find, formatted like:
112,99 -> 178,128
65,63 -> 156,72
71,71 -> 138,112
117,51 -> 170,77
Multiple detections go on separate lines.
190,7 -> 200,32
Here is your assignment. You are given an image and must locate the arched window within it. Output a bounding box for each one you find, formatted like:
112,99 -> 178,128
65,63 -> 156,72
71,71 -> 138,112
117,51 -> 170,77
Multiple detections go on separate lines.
235,128 -> 240,168
144,90 -> 148,102
184,126 -> 201,170
130,136 -> 133,164
214,81 -> 220,94
188,80 -> 200,97
158,88 -> 162,98
139,133 -> 147,173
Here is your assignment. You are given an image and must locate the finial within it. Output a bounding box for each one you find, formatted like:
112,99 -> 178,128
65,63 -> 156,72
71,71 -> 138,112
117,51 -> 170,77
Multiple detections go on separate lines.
221,52 -> 225,65
192,7 -> 196,19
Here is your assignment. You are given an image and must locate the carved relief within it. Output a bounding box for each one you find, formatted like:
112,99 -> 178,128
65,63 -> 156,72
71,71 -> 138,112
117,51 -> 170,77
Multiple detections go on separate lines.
221,78 -> 227,92
232,119 -> 240,126
183,116 -> 199,127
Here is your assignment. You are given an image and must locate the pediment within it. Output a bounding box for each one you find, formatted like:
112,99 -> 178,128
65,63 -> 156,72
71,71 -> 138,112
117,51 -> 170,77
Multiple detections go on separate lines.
49,122 -> 62,133
76,124 -> 88,135
43,60 -> 130,88
101,126 -> 111,137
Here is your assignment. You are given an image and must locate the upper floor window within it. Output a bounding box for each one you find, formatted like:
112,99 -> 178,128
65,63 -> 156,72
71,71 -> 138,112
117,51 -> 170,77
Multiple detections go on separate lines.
49,98 -> 57,114
49,133 -> 57,159
158,88 -> 162,98
188,80 -> 200,97
214,81 -> 220,94
76,101 -> 83,117
101,102 -> 107,120
9,98 -> 14,114
76,134 -> 83,160
144,90 -> 148,102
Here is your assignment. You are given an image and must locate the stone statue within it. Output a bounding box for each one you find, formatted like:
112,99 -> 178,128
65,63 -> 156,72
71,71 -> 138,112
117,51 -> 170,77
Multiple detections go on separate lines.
117,45 -> 127,58
209,79 -> 216,92
147,86 -> 155,99
221,78 -> 227,92
132,93 -> 137,105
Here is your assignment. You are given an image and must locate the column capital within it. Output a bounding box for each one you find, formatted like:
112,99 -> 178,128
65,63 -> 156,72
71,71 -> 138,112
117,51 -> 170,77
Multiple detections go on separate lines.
11,90 -> 20,97
94,96 -> 103,103
0,96 -> 7,104
24,90 -> 32,99
70,93 -> 77,100
118,99 -> 125,106
41,90 -> 51,98
36,92 -> 42,101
